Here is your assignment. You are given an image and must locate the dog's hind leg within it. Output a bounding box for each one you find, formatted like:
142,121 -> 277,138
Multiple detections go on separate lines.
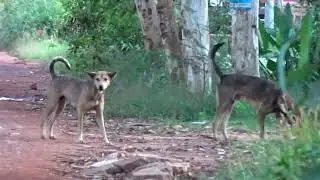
221,105 -> 234,141
257,111 -> 267,139
212,115 -> 222,140
40,94 -> 59,139
76,109 -> 85,144
213,101 -> 235,140
95,105 -> 110,144
213,86 -> 222,140
213,86 -> 235,141
48,97 -> 66,140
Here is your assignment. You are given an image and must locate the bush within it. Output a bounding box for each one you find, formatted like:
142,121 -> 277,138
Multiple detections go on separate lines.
13,38 -> 68,60
215,107 -> 320,180
0,0 -> 64,49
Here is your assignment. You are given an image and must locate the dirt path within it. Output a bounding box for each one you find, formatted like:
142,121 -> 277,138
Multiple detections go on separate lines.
0,52 -> 80,179
0,52 -> 258,179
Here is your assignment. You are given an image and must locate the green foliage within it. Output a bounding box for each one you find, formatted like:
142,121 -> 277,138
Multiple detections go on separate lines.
208,2 -> 231,35
259,5 -> 319,104
60,0 -> 142,69
298,10 -> 313,69
259,5 -> 300,80
215,114 -> 320,180
13,38 -> 68,60
0,0 -> 64,49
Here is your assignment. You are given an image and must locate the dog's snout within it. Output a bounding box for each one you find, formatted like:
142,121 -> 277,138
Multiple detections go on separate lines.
99,85 -> 103,91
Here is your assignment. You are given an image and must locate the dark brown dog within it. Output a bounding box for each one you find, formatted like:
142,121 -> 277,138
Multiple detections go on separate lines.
211,43 -> 300,141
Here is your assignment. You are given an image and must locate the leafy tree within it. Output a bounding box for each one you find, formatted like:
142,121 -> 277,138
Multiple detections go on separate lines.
0,0 -> 64,48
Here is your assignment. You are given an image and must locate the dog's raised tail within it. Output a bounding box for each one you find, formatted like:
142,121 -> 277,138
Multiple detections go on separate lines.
49,56 -> 71,78
210,42 -> 225,78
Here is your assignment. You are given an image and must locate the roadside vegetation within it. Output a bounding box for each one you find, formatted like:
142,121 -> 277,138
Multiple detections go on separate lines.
0,0 -> 319,179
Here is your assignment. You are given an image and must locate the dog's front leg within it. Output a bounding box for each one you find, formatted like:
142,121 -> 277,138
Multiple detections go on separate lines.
275,112 -> 284,128
96,105 -> 110,144
257,112 -> 267,139
212,119 -> 221,140
221,112 -> 232,141
76,109 -> 85,143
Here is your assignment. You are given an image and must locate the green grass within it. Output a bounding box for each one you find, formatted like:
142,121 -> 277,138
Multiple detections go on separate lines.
214,114 -> 320,180
13,38 -> 68,60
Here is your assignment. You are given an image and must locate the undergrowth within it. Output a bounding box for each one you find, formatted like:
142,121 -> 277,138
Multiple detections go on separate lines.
215,113 -> 320,180
13,38 -> 68,60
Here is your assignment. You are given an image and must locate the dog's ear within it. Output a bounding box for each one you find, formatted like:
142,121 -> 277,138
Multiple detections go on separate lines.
87,72 -> 96,79
108,72 -> 117,79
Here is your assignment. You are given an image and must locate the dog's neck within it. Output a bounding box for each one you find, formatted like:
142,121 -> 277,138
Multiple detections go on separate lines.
89,80 -> 104,101
93,87 -> 104,100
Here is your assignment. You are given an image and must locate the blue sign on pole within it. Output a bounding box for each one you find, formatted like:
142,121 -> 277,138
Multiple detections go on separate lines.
230,0 -> 253,10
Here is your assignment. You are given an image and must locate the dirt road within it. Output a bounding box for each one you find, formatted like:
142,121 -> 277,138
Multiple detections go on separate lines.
0,52 -> 251,179
0,52 -> 71,179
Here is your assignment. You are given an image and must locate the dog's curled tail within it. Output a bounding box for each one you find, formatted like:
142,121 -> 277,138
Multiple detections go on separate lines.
49,56 -> 71,78
210,42 -> 225,78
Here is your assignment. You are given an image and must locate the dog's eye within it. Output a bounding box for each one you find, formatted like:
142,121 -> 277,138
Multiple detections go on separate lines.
96,78 -> 100,81
104,78 -> 108,81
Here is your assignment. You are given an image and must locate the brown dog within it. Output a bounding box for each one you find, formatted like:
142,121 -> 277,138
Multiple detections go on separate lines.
211,43 -> 300,141
40,57 -> 116,144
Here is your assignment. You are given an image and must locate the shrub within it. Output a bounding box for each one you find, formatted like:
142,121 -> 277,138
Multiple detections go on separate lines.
0,0 -> 64,49
13,38 -> 68,60
215,112 -> 320,180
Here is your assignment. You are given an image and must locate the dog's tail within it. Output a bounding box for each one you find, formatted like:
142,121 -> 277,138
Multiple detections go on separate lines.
49,56 -> 71,78
210,42 -> 225,78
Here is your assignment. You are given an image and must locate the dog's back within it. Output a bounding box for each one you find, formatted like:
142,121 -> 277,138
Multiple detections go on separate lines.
50,75 -> 96,106
220,74 -> 279,101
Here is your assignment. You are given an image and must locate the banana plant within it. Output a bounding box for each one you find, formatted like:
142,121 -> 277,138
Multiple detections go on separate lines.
259,4 -> 300,81
259,4 -> 319,105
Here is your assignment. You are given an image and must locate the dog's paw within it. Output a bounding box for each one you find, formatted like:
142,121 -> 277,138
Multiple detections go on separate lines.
49,136 -> 56,140
219,140 -> 230,146
104,139 -> 111,145
105,141 -> 117,147
76,139 -> 84,144
212,135 -> 218,141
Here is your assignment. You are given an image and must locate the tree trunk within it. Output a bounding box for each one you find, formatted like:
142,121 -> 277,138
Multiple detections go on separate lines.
264,0 -> 275,30
276,0 -> 282,9
231,1 -> 260,77
181,0 -> 210,94
134,0 -> 163,50
158,0 -> 184,84
134,0 -> 184,84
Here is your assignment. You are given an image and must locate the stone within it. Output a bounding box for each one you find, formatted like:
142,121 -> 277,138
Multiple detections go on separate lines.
134,153 -> 182,163
113,157 -> 148,173
126,162 -> 174,180
85,162 -> 122,175
86,158 -> 123,175
166,162 -> 190,175
172,125 -> 183,130
90,159 -> 119,168
30,83 -> 37,90
105,152 -> 127,160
